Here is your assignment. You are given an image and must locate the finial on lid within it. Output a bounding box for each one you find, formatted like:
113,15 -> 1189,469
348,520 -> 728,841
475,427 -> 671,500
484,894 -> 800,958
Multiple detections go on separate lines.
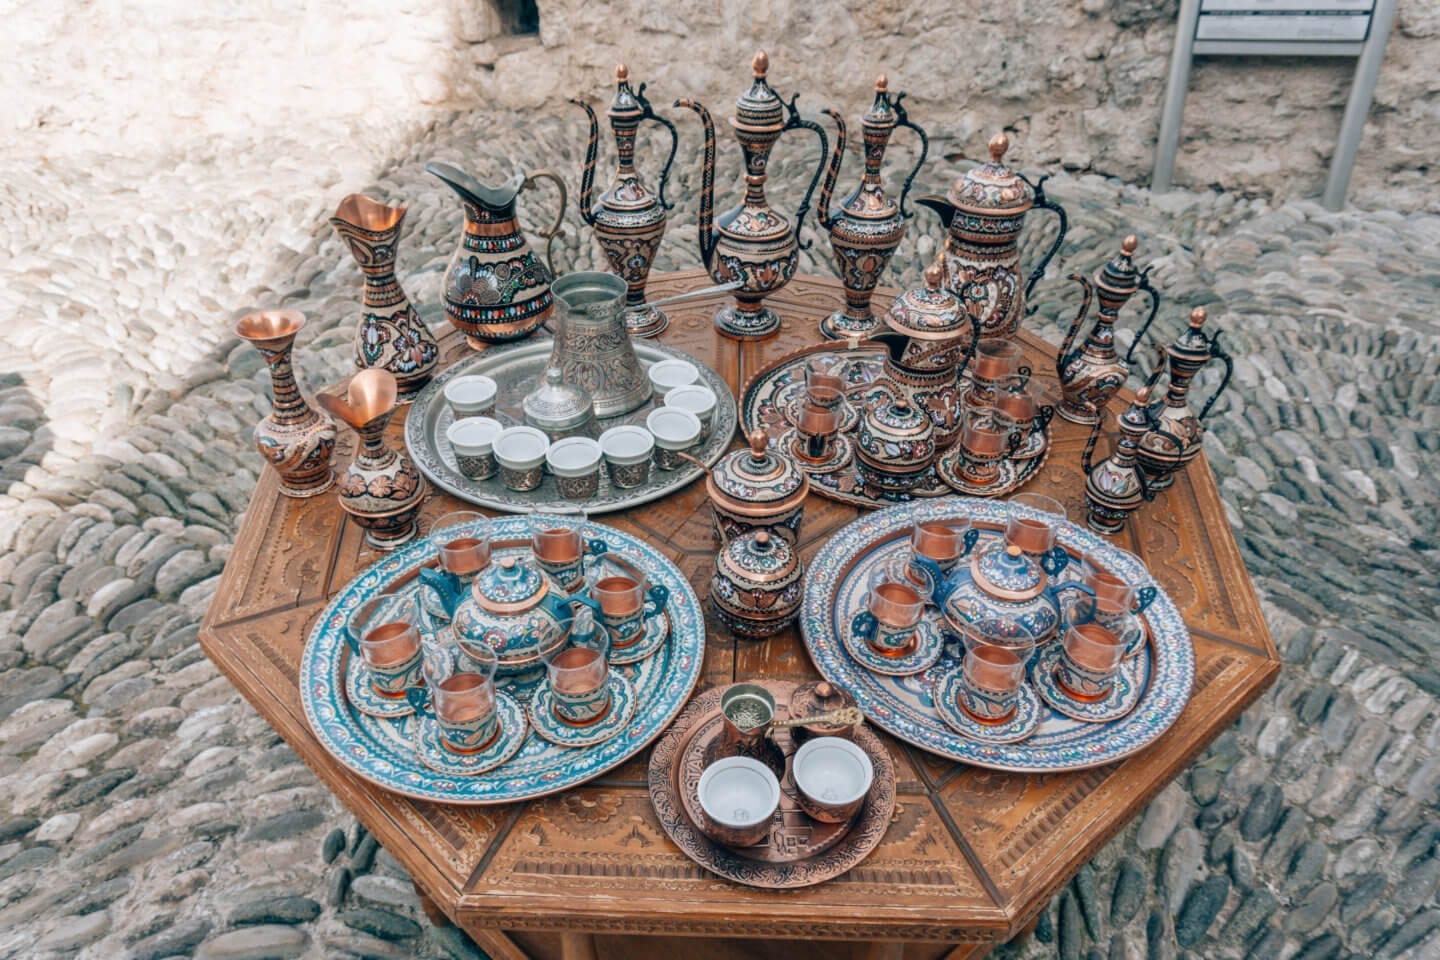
924,261 -> 944,290
616,64 -> 629,82
755,529 -> 772,547
1005,544 -> 1023,558
989,132 -> 1010,162
1121,235 -> 1138,256
752,51 -> 769,78
748,429 -> 769,456
1189,306 -> 1207,328
816,681 -> 834,698
875,75 -> 888,92
1135,385 -> 1153,405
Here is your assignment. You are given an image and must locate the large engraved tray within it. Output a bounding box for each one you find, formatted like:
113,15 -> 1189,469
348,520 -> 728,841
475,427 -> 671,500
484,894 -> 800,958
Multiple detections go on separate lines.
740,342 -> 1046,510
647,681 -> 896,889
406,338 -> 736,514
300,515 -> 704,804
800,498 -> 1195,773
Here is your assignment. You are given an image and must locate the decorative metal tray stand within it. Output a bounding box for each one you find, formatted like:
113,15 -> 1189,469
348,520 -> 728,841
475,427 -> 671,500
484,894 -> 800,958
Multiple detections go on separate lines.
406,339 -> 738,514
647,681 -> 896,888
300,515 -> 704,804
740,342 -> 1048,509
800,499 -> 1195,773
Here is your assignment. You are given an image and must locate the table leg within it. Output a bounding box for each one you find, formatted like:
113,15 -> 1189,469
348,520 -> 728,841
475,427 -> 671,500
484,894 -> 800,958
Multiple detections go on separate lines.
560,932 -> 600,960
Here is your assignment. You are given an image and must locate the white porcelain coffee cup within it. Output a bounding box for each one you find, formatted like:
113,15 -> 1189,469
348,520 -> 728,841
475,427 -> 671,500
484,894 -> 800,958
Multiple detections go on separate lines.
546,437 -> 603,499
444,375 -> 498,419
792,736 -> 873,824
645,408 -> 701,471
599,425 -> 656,489
647,359 -> 699,399
446,416 -> 503,480
696,756 -> 780,847
494,426 -> 550,492
664,384 -> 718,443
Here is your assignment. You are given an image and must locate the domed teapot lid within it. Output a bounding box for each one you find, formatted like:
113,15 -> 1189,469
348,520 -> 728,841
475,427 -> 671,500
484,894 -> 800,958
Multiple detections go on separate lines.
608,64 -> 643,122
717,528 -> 798,587
885,261 -> 966,340
947,133 -> 1035,218
708,430 -> 809,516
861,75 -> 899,132
733,51 -> 785,132
943,543 -> 1055,645
1096,235 -> 1142,301
972,543 -> 1046,601
523,366 -> 595,436
1168,306 -> 1214,363
475,556 -> 549,613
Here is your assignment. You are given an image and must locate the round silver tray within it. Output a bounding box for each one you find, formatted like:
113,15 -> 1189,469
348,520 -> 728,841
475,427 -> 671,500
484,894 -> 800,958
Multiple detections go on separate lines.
405,338 -> 737,514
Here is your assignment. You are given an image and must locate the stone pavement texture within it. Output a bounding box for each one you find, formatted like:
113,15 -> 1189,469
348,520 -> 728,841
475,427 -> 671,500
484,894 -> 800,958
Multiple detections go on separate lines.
0,107 -> 1437,960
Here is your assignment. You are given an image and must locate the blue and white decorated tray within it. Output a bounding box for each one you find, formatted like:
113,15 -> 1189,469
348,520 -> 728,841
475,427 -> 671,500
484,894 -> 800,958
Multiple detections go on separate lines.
300,515 -> 703,804
800,498 -> 1195,773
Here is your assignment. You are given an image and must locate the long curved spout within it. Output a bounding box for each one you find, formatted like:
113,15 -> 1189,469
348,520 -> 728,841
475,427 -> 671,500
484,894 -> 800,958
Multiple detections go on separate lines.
675,98 -> 717,270
570,98 -> 600,228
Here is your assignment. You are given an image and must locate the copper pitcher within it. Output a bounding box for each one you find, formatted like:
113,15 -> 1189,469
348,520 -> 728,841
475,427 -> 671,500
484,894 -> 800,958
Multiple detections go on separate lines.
1134,307 -> 1233,491
675,51 -> 831,341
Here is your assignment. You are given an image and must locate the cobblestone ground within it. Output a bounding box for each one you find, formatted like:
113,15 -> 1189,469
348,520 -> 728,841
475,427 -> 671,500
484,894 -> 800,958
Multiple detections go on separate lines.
0,111 -> 1437,959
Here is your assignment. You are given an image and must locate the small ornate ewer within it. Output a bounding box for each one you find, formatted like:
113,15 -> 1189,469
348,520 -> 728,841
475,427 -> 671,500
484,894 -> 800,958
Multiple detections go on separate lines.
1081,385 -> 1163,535
1055,235 -> 1160,425
916,133 -> 1068,339
1135,306 -> 1234,491
814,75 -> 929,340
234,309 -> 336,498
676,51 -> 831,340
572,65 -> 680,337
328,194 -> 440,401
317,369 -> 425,549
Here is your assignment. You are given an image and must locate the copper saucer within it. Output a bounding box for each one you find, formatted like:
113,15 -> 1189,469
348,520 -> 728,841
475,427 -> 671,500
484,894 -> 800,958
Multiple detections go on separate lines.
647,680 -> 896,889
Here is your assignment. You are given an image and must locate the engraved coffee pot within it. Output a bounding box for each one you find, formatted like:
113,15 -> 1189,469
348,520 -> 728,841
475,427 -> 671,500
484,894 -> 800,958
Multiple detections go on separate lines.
1081,385 -> 1165,535
572,65 -> 680,337
676,51 -> 831,340
1055,235 -> 1161,425
426,161 -> 567,347
813,75 -> 929,340
1134,306 -> 1233,491
916,133 -> 1067,339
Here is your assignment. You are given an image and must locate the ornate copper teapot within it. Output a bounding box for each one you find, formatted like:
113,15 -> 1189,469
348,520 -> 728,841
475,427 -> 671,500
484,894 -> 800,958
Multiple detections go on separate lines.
1081,384 -> 1165,535
572,65 -> 680,337
676,51 -> 830,341
916,133 -> 1067,339
1056,236 -> 1160,425
1135,306 -> 1233,490
813,76 -> 929,340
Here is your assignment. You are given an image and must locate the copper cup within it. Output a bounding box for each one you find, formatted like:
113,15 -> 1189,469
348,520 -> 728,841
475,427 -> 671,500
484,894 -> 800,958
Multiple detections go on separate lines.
794,400 -> 841,463
967,339 -> 1026,406
1005,493 -> 1066,555
958,407 -> 1020,485
1056,622 -> 1125,700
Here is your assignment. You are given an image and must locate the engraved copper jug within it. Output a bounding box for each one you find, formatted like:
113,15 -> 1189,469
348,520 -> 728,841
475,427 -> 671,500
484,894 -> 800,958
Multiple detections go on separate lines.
1081,385 -> 1161,535
676,51 -> 831,341
426,161 -> 567,348
1056,235 -> 1161,425
1135,307 -> 1234,491
916,133 -> 1067,339
572,65 -> 680,338
814,76 -> 929,340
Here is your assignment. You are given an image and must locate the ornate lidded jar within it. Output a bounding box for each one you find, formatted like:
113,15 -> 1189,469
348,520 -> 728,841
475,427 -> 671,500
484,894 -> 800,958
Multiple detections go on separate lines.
937,543 -> 1093,649
916,133 -> 1067,339
855,399 -> 936,493
447,556 -> 577,676
705,430 -> 809,545
1135,307 -> 1233,491
571,65 -> 679,337
815,75 -> 929,340
523,366 -> 596,439
709,529 -> 803,639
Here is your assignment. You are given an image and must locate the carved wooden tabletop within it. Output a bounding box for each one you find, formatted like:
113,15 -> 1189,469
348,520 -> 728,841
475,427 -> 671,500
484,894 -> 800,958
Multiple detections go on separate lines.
199,271 -> 1279,960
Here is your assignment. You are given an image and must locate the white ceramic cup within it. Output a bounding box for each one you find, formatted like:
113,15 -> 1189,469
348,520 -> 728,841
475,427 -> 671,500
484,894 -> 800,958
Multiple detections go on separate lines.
647,359 -> 700,399
645,407 -> 701,471
494,426 -> 550,492
444,375 -> 498,418
696,756 -> 781,847
546,437 -> 603,499
599,425 -> 656,489
446,416 -> 503,480
792,736 -> 874,823
663,384 -> 718,442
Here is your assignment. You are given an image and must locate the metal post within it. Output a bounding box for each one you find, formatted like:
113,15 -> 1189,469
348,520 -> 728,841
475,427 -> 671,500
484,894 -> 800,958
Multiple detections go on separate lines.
1322,0 -> 1398,210
1153,0 -> 1202,193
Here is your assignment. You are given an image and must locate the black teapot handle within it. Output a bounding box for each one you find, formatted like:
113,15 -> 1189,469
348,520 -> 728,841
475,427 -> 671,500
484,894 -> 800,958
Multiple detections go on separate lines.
1198,331 -> 1234,422
781,94 -> 831,252
1020,173 -> 1069,316
636,83 -> 681,212
892,93 -> 931,221
1124,266 -> 1164,367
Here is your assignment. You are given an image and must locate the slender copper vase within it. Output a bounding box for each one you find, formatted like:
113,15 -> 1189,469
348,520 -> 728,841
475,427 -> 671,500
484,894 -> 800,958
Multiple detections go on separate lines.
329,194 -> 440,401
316,369 -> 425,550
572,65 -> 680,338
676,51 -> 831,341
1082,386 -> 1158,535
1135,307 -> 1234,491
235,309 -> 336,498
815,76 -> 929,340
1056,236 -> 1160,425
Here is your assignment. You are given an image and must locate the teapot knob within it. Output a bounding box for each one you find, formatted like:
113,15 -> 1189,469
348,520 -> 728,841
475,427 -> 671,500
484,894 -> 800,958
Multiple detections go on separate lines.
924,261 -> 944,291
1189,306 -> 1207,329
1121,235 -> 1138,256
616,63 -> 629,82
875,75 -> 888,93
816,681 -> 833,699
752,50 -> 769,79
988,132 -> 1009,163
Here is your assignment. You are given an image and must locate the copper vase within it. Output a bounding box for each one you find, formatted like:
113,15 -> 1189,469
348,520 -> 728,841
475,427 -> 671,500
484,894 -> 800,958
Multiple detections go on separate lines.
815,76 -> 929,340
235,309 -> 336,498
328,194 -> 441,401
676,51 -> 831,341
316,369 -> 425,549
572,65 -> 680,337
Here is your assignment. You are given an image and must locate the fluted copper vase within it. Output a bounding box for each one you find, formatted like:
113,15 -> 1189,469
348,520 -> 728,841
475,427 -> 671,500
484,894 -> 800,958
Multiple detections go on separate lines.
235,309 -> 336,498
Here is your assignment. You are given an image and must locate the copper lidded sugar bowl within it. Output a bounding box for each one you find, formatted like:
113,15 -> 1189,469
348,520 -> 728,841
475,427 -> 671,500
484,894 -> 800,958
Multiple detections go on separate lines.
709,529 -> 803,639
855,399 -> 936,493
705,430 -> 809,544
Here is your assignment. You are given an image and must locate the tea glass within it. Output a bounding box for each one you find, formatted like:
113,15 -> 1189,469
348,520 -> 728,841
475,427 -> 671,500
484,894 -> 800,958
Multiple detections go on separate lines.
850,570 -> 926,657
792,736 -> 873,824
793,399 -> 841,464
529,510 -> 605,594
345,595 -> 424,698
803,360 -> 846,411
446,416 -> 502,480
1082,557 -> 1158,620
1055,622 -> 1126,700
905,519 -> 977,599
995,380 -> 1055,453
430,511 -> 491,578
542,630 -> 614,726
958,406 -> 1022,486
1006,492 -> 1067,555
965,339 -> 1028,407
580,572 -> 669,649
955,636 -> 1033,723
415,641 -> 501,753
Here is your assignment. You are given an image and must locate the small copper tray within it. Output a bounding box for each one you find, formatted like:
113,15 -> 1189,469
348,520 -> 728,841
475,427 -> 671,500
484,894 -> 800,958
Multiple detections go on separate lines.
647,680 -> 896,889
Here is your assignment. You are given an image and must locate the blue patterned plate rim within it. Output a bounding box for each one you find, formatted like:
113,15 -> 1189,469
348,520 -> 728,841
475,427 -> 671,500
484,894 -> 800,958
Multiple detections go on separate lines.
800,496 -> 1194,772
300,514 -> 704,804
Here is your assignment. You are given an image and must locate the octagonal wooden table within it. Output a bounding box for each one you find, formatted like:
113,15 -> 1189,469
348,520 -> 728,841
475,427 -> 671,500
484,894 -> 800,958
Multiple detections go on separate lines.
200,271 -> 1279,960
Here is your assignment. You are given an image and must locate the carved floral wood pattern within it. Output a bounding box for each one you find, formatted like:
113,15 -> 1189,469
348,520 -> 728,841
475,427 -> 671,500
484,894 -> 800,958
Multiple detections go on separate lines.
200,271 -> 1278,958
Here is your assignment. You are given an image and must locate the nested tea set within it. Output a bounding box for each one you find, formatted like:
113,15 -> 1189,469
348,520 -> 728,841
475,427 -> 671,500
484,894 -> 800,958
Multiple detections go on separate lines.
236,51 -> 1229,887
